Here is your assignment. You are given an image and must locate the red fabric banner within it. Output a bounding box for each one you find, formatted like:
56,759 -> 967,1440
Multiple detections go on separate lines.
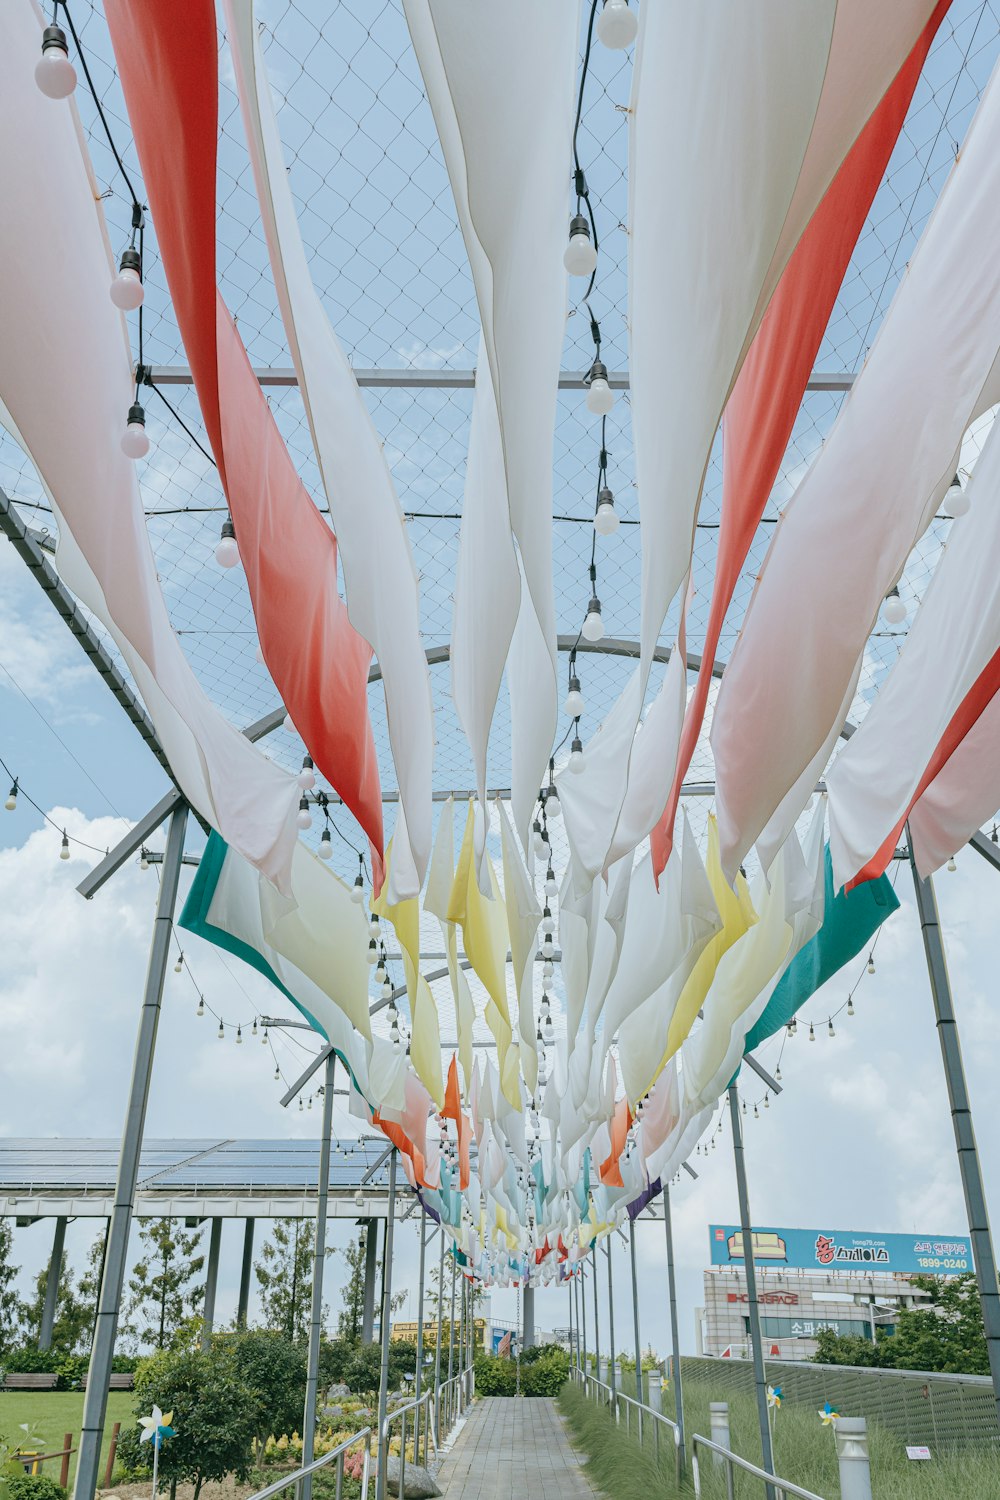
105,0 -> 384,886
651,2 -> 950,878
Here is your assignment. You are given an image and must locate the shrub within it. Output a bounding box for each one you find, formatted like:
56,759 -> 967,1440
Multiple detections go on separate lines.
339,1341 -> 417,1398
472,1355 -> 516,1396
520,1350 -> 569,1397
213,1329 -> 306,1458
5,1478 -> 66,1500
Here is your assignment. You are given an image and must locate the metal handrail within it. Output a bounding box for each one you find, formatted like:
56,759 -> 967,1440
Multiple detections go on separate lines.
244,1426 -> 372,1500
691,1433 -> 826,1500
381,1389 -> 436,1500
572,1367 -> 683,1483
435,1361 -> 474,1443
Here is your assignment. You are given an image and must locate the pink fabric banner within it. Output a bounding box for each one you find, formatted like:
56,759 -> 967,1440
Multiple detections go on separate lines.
105,0 -> 385,887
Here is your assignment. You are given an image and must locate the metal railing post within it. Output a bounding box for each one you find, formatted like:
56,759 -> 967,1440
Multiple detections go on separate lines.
301,1052 -> 336,1500
591,1245 -> 601,1381
434,1227 -> 445,1443
728,1084 -> 776,1500
910,852 -> 1000,1421
664,1185 -> 686,1481
414,1214 -> 426,1464
375,1150 -> 397,1500
73,803 -> 188,1500
629,1220 -> 643,1425
606,1240 -> 617,1412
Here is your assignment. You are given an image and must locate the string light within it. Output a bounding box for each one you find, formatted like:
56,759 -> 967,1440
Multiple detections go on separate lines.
196,996 -> 204,1018
215,516 -> 240,568
569,731 -> 585,773
827,1017 -> 835,1039
236,1025 -> 243,1045
351,856 -> 365,904
564,661 -> 585,720
298,755 -> 316,791
35,22 -> 77,99
296,796 -> 312,831
121,403 -> 150,460
596,0 -> 638,49
217,1020 -> 225,1040
847,997 -> 855,1017
318,825 -> 333,859
947,855 -> 957,872
563,213 -> 597,276
946,471 -> 969,518
881,585 -> 906,626
174,952 -> 184,974
808,1023 -> 815,1042
4,782 -> 17,812
251,1018 -> 258,1038
584,359 -> 614,415
867,953 -> 876,976
59,830 -> 70,861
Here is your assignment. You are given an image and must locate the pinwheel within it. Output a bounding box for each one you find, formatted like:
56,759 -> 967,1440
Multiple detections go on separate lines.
818,1401 -> 840,1426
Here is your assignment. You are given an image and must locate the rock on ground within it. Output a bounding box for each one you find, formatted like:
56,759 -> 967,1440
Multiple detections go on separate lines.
382,1456 -> 442,1499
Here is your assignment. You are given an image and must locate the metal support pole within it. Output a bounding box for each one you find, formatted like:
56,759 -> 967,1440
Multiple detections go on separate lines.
434,1225 -> 445,1443
447,1250 -> 456,1385
39,1217 -> 67,1350
414,1213 -> 427,1462
580,1261 -> 588,1375
630,1221 -> 643,1405
201,1219 -> 222,1348
362,1219 -> 378,1344
301,1053 -> 336,1500
606,1241 -> 617,1403
522,1282 -> 535,1350
910,856 -> 1000,1419
237,1219 -> 255,1328
375,1150 -> 397,1500
591,1246 -> 601,1380
73,802 -> 188,1500
458,1270 -> 466,1373
664,1186 -> 686,1479
568,1276 -> 574,1365
728,1083 -> 776,1500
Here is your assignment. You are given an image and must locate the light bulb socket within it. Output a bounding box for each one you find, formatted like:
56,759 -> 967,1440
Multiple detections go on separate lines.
41,24 -> 69,54
587,595 -> 601,616
126,402 -> 145,428
568,674 -> 581,695
586,359 -> 609,387
571,736 -> 583,755
220,517 -> 236,542
568,213 -> 591,241
118,247 -> 141,277
298,795 -> 309,813
597,486 -> 614,508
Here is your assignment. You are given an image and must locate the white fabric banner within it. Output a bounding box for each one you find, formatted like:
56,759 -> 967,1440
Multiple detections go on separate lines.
828,417 -> 1000,885
713,56 -> 1000,881
402,0 -> 578,848
0,5 -> 301,891
225,1 -> 433,894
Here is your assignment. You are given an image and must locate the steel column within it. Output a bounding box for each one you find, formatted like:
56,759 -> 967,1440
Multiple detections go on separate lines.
591,1246 -> 600,1379
361,1219 -> 378,1344
606,1241 -> 617,1402
301,1053 -> 336,1500
910,855 -> 1000,1419
39,1217 -> 67,1351
201,1219 -> 222,1348
73,803 -> 188,1500
237,1218 -> 255,1328
663,1186 -> 686,1479
374,1150 -> 397,1500
414,1214 -> 427,1463
580,1262 -> 588,1375
522,1282 -> 535,1350
728,1084 -> 776,1500
629,1222 -> 643,1404
447,1250 -> 456,1385
434,1225 -> 445,1442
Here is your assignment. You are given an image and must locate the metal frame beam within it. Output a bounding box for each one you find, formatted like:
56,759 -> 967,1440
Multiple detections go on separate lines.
144,364 -> 854,394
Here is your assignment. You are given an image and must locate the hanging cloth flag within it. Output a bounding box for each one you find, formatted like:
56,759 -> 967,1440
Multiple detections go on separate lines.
223,0 -> 433,895
105,0 -> 385,886
372,837 -> 444,1108
498,801 -> 542,1096
425,798 -> 477,1093
443,1056 -> 472,1191
650,0 -> 953,877
447,802 -> 516,1101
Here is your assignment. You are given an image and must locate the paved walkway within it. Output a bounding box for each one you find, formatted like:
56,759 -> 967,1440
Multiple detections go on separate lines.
435,1397 -> 600,1499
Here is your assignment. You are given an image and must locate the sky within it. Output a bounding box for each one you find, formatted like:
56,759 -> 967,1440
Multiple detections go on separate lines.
3,522 -> 1000,1359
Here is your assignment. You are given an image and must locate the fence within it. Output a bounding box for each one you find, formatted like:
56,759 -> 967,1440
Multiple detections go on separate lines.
690,1431 -> 826,1500
680,1354 -> 998,1450
571,1363 -> 684,1484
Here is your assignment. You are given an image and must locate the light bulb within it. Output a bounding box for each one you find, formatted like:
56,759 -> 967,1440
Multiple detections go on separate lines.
545,785 -> 562,819
569,736 -> 585,772
542,959 -> 555,982
318,828 -> 333,859
218,1021 -> 225,1040
847,998 -> 854,1017
252,1017 -> 258,1036
947,855 -> 957,872
882,588 -> 906,625
262,1026 -> 268,1045
581,597 -> 604,642
594,488 -> 619,536
808,1023 -> 815,1042
274,1064 -> 281,1081
867,955 -> 875,976
367,940 -> 378,965
585,361 -> 615,415
563,214 -> 597,277
4,783 -> 16,812
381,979 -> 392,1001
564,676 -> 585,719
35,25 -> 76,99
532,819 -> 546,859
140,850 -> 149,870
946,473 -> 969,518
236,1025 -> 243,1045
596,0 -> 638,48
174,953 -> 184,973
59,831 -> 70,861
827,1019 -> 835,1039
121,403 -> 150,460
297,755 -> 315,791
296,796 -> 312,830
542,934 -> 555,960
351,873 -> 365,904
375,959 -> 386,985
544,867 -> 557,900
542,908 -> 554,936
299,1096 -> 304,1111
196,997 -> 204,1017
215,517 -> 240,569
110,248 -> 144,311
370,914 -> 381,940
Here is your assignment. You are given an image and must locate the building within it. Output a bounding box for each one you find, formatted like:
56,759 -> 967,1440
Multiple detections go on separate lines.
698,1224 -> 971,1362
390,1317 -> 488,1348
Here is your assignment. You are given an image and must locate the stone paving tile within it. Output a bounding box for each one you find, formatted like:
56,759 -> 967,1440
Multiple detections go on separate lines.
435,1397 -> 599,1499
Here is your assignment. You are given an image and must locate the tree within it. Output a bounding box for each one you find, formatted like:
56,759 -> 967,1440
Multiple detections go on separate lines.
813,1275 -> 989,1375
123,1219 -> 205,1351
0,1220 -> 23,1355
336,1234 -> 367,1344
254,1221 -> 312,1343
218,1329 -> 306,1461
117,1344 -> 257,1500
22,1251 -> 89,1354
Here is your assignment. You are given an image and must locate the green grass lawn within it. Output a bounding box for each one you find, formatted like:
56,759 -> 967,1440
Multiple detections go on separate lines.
559,1376 -> 1000,1500
0,1391 -> 136,1489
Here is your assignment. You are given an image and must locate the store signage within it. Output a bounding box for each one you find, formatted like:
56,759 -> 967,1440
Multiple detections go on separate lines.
726,1291 -> 799,1306
906,1446 -> 932,1461
709,1225 -> 970,1276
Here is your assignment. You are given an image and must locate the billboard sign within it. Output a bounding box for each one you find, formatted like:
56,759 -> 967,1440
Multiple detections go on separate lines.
709,1225 -> 971,1276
